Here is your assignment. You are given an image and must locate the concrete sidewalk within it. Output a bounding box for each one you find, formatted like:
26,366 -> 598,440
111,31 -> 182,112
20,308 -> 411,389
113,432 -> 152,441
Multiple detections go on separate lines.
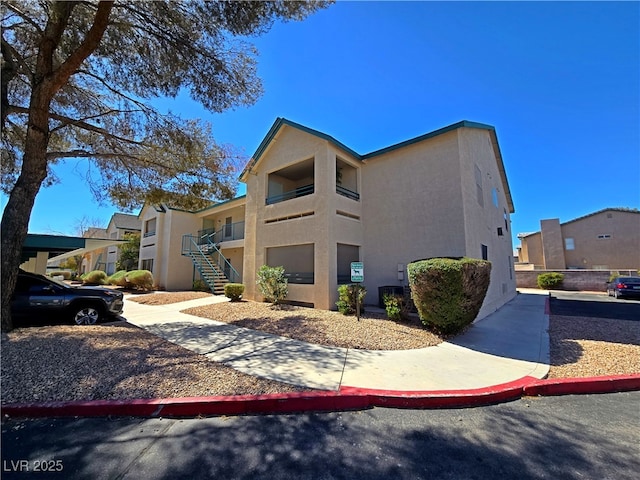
5,289 -> 639,419
123,290 -> 550,392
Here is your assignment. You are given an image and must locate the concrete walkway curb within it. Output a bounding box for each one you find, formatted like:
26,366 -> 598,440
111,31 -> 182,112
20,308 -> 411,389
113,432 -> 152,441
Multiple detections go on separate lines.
4,290 -> 638,419
3,374 -> 639,419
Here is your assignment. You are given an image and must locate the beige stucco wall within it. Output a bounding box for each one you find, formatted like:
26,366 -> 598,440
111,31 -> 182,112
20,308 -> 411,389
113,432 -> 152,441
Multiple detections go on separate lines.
540,219 -> 566,269
561,210 -> 640,269
242,126 -> 363,308
457,128 -> 517,316
519,210 -> 639,270
519,232 -> 544,267
139,206 -> 200,290
360,129 -> 468,306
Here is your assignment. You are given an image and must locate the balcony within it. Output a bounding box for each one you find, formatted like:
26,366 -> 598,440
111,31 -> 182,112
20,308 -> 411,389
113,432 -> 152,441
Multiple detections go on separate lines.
266,157 -> 315,206
336,185 -> 359,201
336,158 -> 359,201
266,184 -> 314,205
197,221 -> 245,245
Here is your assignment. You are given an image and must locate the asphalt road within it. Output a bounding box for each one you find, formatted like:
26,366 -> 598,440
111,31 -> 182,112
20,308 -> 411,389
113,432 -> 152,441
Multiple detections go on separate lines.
2,392 -> 639,480
549,290 -> 640,321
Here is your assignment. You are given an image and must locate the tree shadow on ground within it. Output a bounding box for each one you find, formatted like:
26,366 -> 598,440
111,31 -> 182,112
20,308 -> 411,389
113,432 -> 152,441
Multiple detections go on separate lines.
2,393 -> 639,480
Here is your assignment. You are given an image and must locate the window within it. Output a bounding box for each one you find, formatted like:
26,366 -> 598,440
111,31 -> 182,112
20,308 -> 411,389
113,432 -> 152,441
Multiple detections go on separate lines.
481,244 -> 488,260
565,238 -> 575,250
475,165 -> 484,207
597,234 -> 612,240
497,227 -> 504,236
266,244 -> 314,284
224,217 -> 233,239
141,259 -> 154,271
492,188 -> 499,207
144,218 -> 156,237
504,209 -> 509,231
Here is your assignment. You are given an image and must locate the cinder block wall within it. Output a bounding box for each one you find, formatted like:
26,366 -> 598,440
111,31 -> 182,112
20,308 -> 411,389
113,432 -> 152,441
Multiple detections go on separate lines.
516,270 -> 638,292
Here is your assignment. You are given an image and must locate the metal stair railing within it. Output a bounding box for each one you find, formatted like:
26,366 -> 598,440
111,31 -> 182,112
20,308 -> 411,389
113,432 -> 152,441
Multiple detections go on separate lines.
182,233 -> 240,285
201,233 -> 240,284
181,234 -> 228,293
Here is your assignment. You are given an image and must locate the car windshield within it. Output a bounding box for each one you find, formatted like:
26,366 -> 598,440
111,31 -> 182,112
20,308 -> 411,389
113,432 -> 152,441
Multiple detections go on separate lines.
618,277 -> 640,283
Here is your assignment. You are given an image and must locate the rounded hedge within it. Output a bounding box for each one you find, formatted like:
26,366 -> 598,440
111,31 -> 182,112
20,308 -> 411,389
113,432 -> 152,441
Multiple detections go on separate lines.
124,270 -> 154,290
82,270 -> 107,285
408,257 -> 491,335
224,283 -> 245,301
537,272 -> 564,290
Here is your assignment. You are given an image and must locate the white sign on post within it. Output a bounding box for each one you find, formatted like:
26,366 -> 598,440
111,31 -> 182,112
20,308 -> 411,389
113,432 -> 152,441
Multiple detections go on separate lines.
350,262 -> 364,282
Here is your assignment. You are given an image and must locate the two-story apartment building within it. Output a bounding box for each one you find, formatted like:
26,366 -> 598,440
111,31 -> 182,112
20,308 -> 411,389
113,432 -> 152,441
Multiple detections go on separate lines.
77,214 -> 141,275
141,118 -> 517,319
104,213 -> 141,275
517,208 -> 640,270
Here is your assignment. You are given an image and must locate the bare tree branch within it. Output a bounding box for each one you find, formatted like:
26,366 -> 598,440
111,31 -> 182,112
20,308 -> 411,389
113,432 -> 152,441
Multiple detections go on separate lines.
9,105 -> 145,145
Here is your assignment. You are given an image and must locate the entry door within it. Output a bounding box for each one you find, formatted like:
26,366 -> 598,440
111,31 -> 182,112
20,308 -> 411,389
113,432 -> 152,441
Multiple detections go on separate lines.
224,217 -> 233,240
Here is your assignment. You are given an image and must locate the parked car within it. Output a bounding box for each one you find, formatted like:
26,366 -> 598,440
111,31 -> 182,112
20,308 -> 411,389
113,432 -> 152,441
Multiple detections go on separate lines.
606,276 -> 640,299
11,270 -> 124,326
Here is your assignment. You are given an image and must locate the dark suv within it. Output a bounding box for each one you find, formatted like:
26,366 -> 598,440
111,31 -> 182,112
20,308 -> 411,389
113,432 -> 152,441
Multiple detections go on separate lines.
11,270 -> 124,326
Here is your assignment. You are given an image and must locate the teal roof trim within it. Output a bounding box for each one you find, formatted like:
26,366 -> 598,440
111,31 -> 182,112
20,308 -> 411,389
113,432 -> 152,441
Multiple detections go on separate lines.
194,194 -> 247,214
242,119 -> 499,179
24,234 -> 86,249
240,118 -> 362,179
361,121 -> 496,160
240,118 -> 512,212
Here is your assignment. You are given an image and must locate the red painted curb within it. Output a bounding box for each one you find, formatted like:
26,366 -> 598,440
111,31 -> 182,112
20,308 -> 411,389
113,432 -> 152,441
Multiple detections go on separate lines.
524,374 -> 640,397
3,375 -> 639,419
340,377 -> 535,409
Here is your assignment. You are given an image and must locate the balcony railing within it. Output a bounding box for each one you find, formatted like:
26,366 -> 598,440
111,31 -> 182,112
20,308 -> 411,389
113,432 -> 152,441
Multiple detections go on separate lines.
266,184 -> 314,205
284,272 -> 314,285
197,221 -> 245,245
336,185 -> 359,201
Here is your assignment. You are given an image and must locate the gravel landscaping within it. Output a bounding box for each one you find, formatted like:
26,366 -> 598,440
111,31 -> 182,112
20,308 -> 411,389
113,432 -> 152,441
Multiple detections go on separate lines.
2,292 -> 638,405
182,301 -> 444,350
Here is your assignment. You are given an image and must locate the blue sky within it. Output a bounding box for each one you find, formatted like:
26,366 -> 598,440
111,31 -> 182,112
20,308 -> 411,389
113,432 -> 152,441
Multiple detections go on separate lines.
8,1 -> 639,249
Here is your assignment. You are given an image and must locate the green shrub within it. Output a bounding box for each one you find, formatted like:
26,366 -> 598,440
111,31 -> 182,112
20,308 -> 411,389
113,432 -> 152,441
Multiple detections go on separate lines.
383,294 -> 410,322
82,270 -> 107,285
336,284 -> 367,315
224,283 -> 245,301
124,270 -> 154,291
257,265 -> 288,305
193,279 -> 210,292
408,257 -> 491,335
537,272 -> 564,290
107,270 -> 128,287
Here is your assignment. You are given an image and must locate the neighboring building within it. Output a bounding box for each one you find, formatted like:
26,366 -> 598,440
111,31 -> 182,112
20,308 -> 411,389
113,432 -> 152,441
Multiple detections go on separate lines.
143,118 -> 517,320
517,208 -> 640,270
76,213 -> 141,275
104,213 -> 141,275
81,227 -> 108,274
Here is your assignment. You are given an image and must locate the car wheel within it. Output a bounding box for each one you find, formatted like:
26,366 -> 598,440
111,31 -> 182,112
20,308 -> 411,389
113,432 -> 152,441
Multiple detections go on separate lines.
71,304 -> 102,325
614,290 -> 621,300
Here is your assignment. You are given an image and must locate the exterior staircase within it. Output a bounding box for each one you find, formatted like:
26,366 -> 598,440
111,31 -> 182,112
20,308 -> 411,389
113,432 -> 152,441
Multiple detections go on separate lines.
182,233 -> 240,295
184,249 -> 229,295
